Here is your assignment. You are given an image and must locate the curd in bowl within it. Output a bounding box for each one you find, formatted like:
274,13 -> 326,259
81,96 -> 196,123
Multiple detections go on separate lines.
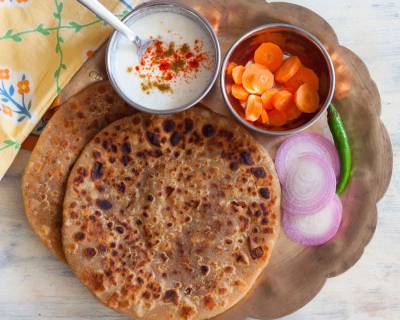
107,3 -> 220,114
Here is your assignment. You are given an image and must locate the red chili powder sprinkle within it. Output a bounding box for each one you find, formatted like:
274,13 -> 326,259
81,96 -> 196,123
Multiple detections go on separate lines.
128,38 -> 211,94
164,73 -> 173,81
159,61 -> 170,71
189,59 -> 200,69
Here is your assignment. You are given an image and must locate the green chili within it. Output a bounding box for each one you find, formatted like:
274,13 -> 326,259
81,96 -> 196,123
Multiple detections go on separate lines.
328,104 -> 352,194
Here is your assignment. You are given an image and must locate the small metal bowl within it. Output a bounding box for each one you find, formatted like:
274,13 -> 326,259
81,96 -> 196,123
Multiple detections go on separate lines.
106,1 -> 221,115
221,23 -> 335,135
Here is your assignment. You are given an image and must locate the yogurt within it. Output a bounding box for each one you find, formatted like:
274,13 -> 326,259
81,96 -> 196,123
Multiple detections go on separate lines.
107,8 -> 219,112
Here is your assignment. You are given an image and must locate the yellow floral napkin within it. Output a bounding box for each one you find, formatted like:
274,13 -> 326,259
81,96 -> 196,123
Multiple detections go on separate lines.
0,0 -> 136,180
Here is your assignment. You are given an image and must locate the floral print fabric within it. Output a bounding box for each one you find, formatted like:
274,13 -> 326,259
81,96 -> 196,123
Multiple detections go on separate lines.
0,0 -> 135,180
0,66 -> 33,124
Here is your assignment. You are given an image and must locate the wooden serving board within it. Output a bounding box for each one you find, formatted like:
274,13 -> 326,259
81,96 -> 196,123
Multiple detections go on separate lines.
7,1 -> 393,319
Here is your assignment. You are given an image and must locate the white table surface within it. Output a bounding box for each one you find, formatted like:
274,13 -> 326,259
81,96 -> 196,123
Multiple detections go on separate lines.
1,0 -> 399,319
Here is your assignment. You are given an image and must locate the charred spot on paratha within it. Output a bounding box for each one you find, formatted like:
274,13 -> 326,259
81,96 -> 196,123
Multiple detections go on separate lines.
240,151 -> 254,165
250,246 -> 264,260
163,289 -> 179,305
202,124 -> 215,137
170,132 -> 183,146
91,162 -> 104,180
121,141 -> 132,154
163,119 -> 176,132
229,161 -> 240,171
250,167 -> 267,178
92,150 -> 101,159
95,199 -> 112,210
120,155 -> 132,166
115,182 -> 126,194
184,118 -> 194,132
74,231 -> 85,241
200,265 -> 210,276
83,247 -> 97,258
73,167 -> 88,185
165,186 -> 175,197
259,187 -> 270,199
189,131 -> 201,145
147,131 -> 161,147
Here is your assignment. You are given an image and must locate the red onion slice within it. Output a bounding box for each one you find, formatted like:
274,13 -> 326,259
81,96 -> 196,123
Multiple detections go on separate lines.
283,195 -> 343,246
275,133 -> 340,182
282,153 -> 336,215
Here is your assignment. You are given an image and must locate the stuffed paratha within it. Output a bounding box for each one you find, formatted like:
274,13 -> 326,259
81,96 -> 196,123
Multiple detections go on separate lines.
22,81 -> 134,260
62,107 -> 280,319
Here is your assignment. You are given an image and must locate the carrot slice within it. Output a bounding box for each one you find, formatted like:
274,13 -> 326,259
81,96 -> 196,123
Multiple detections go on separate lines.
260,108 -> 269,124
268,109 -> 287,126
285,101 -> 303,121
245,95 -> 263,122
285,66 -> 319,93
254,42 -> 284,72
272,90 -> 293,112
226,62 -> 238,76
294,83 -> 320,113
275,56 -> 302,83
261,88 -> 279,110
242,64 -> 274,94
231,84 -> 249,101
232,65 -> 245,85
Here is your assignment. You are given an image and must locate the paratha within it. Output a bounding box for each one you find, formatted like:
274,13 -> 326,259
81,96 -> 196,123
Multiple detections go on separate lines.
62,107 -> 280,319
22,81 -> 135,260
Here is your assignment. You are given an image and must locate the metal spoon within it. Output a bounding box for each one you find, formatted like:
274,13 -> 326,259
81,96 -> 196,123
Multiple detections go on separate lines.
77,0 -> 153,59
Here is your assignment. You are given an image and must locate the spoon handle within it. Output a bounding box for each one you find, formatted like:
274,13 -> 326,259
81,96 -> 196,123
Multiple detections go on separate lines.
77,0 -> 135,41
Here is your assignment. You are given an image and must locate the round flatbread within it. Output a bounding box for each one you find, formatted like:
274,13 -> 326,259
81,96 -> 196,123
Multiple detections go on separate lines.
62,107 -> 280,320
22,81 -> 135,260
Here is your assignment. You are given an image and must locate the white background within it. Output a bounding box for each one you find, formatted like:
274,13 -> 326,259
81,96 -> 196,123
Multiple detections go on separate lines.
0,1 -> 399,319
